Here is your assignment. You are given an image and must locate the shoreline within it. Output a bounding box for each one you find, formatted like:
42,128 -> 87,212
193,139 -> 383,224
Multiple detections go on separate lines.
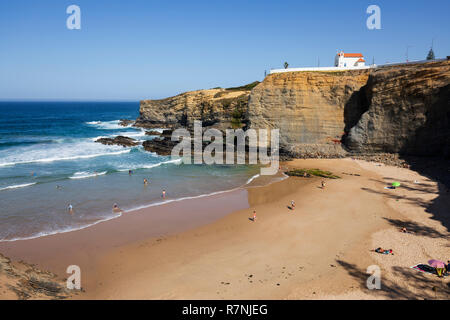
0,171 -> 277,243
1,158 -> 448,299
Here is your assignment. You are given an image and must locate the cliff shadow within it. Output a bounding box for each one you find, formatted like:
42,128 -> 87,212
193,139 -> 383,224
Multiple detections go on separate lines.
361,164 -> 450,233
402,156 -> 450,232
341,84 -> 370,148
336,259 -> 450,299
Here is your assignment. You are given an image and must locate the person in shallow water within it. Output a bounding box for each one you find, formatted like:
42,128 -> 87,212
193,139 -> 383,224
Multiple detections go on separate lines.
144,178 -> 148,185
162,189 -> 166,198
68,204 -> 73,214
112,203 -> 123,213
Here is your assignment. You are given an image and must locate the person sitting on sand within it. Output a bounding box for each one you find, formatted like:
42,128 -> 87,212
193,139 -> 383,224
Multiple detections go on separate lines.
321,181 -> 326,189
374,247 -> 393,255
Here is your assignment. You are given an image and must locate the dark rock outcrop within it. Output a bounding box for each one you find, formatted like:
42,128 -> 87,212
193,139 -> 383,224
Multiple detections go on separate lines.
142,138 -> 177,155
145,130 -> 162,136
95,136 -> 139,147
118,119 -> 134,127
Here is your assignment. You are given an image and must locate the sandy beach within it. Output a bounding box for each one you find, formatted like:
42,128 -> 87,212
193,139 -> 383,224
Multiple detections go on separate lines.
0,158 -> 448,300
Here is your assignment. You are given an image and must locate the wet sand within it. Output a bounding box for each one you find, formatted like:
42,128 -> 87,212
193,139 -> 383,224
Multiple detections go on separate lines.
1,158 -> 448,299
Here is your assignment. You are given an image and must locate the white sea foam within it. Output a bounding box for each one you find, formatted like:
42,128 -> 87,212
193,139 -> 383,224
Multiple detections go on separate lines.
69,171 -> 107,179
117,158 -> 182,171
86,120 -> 132,130
245,174 -> 260,185
0,140 -> 132,167
0,212 -> 122,242
0,182 -> 36,191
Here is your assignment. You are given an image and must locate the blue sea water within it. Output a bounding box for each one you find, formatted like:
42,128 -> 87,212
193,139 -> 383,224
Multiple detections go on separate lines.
0,102 -> 260,241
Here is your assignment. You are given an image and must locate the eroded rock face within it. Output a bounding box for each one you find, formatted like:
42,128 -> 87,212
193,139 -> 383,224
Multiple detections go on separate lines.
136,61 -> 450,159
345,60 -> 450,157
135,88 -> 252,131
95,136 -> 139,147
248,69 -> 370,157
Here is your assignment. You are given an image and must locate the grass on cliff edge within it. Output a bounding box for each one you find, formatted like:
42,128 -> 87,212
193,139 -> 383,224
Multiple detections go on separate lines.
285,169 -> 341,179
225,81 -> 260,91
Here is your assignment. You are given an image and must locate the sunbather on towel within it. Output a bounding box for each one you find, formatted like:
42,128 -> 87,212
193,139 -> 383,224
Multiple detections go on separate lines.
374,247 -> 393,255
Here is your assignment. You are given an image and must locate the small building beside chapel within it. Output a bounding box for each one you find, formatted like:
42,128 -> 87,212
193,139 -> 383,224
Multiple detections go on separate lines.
334,51 -> 366,68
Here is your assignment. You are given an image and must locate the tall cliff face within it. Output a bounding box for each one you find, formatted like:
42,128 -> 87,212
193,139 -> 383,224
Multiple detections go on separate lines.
247,70 -> 370,157
136,87 -> 252,131
136,60 -> 449,158
345,60 -> 450,157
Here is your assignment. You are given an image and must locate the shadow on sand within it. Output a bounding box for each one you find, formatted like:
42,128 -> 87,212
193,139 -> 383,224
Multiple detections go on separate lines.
336,259 -> 450,299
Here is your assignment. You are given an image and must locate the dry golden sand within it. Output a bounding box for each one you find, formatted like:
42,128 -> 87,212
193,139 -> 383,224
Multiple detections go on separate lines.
1,158 -> 448,300
80,159 -> 449,299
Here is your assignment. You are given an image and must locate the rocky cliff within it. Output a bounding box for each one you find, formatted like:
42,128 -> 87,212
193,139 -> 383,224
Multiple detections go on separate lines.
136,82 -> 259,131
136,60 -> 449,159
247,69 -> 370,157
345,60 -> 450,157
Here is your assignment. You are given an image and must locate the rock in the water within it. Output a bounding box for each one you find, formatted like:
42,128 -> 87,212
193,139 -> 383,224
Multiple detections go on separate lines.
142,138 -> 178,155
118,119 -> 134,127
145,130 -> 162,136
95,136 -> 139,147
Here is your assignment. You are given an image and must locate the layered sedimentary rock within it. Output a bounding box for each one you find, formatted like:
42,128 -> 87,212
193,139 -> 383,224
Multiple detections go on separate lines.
247,69 -> 370,157
136,60 -> 450,158
136,86 -> 254,131
345,60 -> 450,157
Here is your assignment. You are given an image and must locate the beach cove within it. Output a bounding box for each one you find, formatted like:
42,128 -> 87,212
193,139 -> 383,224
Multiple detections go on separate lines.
1,158 -> 448,299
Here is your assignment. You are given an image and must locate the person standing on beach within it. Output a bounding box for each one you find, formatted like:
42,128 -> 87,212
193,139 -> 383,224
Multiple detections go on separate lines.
321,181 -> 326,189
291,200 -> 295,210
253,210 -> 257,221
128,170 -> 133,175
162,189 -> 166,199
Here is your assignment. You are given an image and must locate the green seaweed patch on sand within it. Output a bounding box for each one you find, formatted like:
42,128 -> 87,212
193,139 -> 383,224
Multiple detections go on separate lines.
285,169 -> 341,179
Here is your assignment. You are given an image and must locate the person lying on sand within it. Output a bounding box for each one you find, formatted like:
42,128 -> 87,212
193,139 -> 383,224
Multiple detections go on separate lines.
400,227 -> 414,234
374,247 -> 393,255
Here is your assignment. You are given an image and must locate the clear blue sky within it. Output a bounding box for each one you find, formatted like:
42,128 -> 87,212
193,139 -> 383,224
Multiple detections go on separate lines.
1,0 -> 448,101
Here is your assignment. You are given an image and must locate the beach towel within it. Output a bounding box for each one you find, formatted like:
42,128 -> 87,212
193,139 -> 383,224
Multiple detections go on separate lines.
410,264 -> 449,277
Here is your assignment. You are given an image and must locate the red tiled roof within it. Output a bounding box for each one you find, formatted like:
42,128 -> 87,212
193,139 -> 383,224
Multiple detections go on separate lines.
357,58 -> 366,62
344,53 -> 364,58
